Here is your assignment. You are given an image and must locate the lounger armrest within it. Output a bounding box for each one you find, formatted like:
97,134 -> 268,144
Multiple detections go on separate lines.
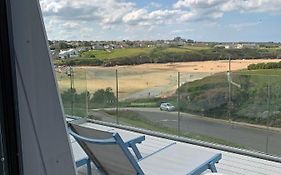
187,153 -> 222,175
125,136 -> 145,160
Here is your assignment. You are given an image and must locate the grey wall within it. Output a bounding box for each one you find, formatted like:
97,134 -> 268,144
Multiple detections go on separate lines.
10,0 -> 76,174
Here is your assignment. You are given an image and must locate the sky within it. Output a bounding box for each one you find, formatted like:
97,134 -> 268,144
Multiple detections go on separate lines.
40,0 -> 281,42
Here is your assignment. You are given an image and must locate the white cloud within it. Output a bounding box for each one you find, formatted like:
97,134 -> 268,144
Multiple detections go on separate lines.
40,0 -> 135,25
39,0 -> 281,40
174,0 -> 281,22
174,0 -> 226,9
122,9 -> 182,26
174,0 -> 281,12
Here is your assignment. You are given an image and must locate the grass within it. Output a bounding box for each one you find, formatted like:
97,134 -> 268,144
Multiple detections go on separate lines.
80,46 -> 217,61
177,68 -> 281,127
64,107 -> 87,117
127,102 -> 158,107
164,47 -> 192,53
240,69 -> 281,76
181,46 -> 212,50
55,45 -> 281,67
56,67 -> 88,92
82,48 -> 154,60
103,110 -> 245,148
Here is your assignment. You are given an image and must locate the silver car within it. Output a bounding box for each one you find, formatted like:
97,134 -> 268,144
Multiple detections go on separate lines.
160,103 -> 175,111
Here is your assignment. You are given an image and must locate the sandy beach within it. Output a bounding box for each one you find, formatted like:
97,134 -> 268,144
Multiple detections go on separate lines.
57,59 -> 281,98
80,59 -> 281,73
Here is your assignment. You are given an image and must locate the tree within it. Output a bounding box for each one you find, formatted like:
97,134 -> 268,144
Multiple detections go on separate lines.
90,87 -> 116,108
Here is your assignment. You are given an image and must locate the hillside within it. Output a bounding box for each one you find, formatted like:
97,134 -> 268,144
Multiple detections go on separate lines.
55,46 -> 281,66
178,69 -> 281,127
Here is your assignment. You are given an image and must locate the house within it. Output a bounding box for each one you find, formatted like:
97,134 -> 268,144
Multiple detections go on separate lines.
76,46 -> 91,52
92,43 -> 104,50
58,49 -> 79,59
241,43 -> 258,49
235,43 -> 258,49
214,44 -> 230,49
235,44 -> 243,49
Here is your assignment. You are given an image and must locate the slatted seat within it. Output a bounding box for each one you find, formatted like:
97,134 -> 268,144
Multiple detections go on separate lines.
69,120 -> 222,175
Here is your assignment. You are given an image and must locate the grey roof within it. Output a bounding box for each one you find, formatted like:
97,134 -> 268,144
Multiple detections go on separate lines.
70,121 -> 281,175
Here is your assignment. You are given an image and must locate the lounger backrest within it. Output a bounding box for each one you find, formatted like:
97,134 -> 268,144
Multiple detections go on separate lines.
70,123 -> 143,175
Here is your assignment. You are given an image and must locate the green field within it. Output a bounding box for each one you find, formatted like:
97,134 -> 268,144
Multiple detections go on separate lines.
55,46 -> 281,66
81,48 -> 154,60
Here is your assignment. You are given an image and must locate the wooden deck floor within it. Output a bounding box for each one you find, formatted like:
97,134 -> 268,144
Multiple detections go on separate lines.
71,122 -> 281,175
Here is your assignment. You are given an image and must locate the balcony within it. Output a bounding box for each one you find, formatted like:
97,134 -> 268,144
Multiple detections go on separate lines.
57,64 -> 281,174
69,117 -> 281,175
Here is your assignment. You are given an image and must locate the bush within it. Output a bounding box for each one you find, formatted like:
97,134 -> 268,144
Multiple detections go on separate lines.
89,87 -> 116,108
248,61 -> 281,70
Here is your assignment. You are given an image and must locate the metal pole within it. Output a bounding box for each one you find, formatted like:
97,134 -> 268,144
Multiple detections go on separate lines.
85,69 -> 88,118
266,78 -> 271,153
70,66 -> 74,116
116,69 -> 119,124
177,72 -> 180,135
228,56 -> 232,122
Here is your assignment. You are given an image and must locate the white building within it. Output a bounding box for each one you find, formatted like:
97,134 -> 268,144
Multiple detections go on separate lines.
241,43 -> 257,49
235,43 -> 257,49
214,44 -> 230,49
235,44 -> 243,49
58,49 -> 79,59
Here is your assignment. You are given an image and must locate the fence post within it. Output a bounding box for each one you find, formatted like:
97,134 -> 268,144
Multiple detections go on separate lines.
266,77 -> 271,154
85,68 -> 88,118
177,72 -> 181,135
228,56 -> 232,123
116,69 -> 119,124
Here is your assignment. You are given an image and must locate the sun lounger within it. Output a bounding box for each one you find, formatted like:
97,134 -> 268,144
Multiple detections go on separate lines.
68,120 -> 222,175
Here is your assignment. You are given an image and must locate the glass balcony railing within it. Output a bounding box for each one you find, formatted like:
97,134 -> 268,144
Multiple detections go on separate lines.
56,66 -> 87,117
56,66 -> 281,157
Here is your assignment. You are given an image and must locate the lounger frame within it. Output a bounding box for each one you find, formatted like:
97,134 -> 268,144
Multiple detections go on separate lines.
69,124 -> 222,175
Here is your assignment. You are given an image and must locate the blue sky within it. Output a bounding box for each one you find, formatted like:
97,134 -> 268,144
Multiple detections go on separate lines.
40,0 -> 281,42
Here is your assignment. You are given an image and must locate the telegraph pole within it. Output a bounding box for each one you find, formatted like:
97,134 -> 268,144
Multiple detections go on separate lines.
67,66 -> 74,116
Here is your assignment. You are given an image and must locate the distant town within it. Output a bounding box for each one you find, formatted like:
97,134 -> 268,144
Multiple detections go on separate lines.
49,37 -> 281,60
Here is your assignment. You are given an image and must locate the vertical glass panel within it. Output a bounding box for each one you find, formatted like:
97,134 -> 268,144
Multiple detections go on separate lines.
56,66 -> 87,117
266,73 -> 281,157
179,71 -> 235,146
86,67 -> 117,123
228,72 -> 269,152
116,65 -> 178,134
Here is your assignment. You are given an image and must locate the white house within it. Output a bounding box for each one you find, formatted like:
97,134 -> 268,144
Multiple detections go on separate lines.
235,44 -> 243,49
58,49 -> 79,59
214,44 -> 230,49
241,43 -> 258,49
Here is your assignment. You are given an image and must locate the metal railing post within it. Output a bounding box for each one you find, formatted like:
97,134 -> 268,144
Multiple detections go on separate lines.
116,69 -> 119,124
266,76 -> 271,154
177,72 -> 181,135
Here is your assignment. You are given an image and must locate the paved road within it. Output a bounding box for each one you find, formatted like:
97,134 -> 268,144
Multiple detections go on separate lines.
123,108 -> 281,156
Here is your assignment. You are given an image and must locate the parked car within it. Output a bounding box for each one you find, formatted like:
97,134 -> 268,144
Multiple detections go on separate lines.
160,102 -> 175,111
